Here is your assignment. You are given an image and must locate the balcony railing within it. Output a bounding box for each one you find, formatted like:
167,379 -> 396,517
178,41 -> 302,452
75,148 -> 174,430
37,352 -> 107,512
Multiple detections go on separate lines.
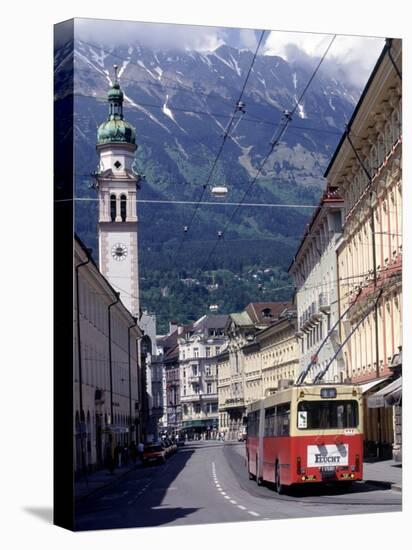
188,375 -> 201,384
180,394 -> 201,402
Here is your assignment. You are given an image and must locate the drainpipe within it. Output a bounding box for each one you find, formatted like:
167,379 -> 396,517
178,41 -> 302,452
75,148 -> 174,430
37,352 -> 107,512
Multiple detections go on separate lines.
75,249 -> 91,476
128,317 -> 138,443
108,292 -> 120,424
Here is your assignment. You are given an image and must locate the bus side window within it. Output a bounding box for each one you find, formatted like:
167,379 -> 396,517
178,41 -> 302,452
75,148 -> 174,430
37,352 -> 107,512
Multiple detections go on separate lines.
277,404 -> 290,436
265,407 -> 276,436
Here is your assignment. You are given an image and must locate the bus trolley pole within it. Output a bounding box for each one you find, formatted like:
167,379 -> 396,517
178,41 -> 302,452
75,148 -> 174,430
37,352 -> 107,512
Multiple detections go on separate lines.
314,289 -> 384,384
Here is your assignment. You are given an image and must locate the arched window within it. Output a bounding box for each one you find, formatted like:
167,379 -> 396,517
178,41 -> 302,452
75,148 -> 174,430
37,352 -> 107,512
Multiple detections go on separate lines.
120,194 -> 127,221
110,194 -> 116,222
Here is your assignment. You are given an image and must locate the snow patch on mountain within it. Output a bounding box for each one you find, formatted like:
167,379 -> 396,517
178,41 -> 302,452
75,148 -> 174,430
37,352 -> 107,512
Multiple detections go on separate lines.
88,45 -> 109,68
125,92 -> 171,133
162,95 -> 187,133
229,54 -> 241,76
74,49 -> 109,81
154,67 -> 163,80
136,60 -> 159,80
118,59 -> 130,78
175,138 -> 188,160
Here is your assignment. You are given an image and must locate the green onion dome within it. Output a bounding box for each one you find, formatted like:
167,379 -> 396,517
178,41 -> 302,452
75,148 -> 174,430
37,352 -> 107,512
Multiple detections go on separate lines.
97,66 -> 136,146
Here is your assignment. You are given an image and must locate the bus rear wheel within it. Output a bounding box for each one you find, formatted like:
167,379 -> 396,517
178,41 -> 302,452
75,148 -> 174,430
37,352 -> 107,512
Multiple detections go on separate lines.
275,462 -> 285,494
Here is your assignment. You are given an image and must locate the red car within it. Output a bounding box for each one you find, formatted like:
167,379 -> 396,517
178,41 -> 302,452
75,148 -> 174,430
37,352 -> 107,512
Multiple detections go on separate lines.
142,443 -> 166,465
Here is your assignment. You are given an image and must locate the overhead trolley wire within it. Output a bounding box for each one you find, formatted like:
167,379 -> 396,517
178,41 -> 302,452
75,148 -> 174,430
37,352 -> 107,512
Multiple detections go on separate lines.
199,35 -> 337,272
172,30 -> 267,258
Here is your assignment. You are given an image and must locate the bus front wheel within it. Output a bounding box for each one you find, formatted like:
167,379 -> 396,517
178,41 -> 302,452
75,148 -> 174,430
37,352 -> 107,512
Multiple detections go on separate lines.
275,462 -> 285,495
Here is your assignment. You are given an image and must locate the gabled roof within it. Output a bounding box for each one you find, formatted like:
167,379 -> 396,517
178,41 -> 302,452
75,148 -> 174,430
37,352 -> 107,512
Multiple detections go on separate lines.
193,314 -> 229,332
245,302 -> 291,325
228,311 -> 254,328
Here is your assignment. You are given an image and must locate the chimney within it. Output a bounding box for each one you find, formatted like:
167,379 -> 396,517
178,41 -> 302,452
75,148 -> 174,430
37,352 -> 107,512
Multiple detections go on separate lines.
177,324 -> 183,335
169,320 -> 178,334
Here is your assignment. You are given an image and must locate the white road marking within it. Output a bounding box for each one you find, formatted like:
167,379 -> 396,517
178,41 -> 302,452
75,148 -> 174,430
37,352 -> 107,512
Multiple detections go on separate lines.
213,461 -> 263,521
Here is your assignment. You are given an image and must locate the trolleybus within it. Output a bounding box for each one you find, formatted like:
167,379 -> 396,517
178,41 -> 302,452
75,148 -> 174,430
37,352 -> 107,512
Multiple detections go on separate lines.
246,383 -> 363,493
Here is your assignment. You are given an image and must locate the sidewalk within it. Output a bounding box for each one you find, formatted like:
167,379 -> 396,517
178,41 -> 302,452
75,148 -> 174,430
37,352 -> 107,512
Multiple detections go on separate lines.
363,459 -> 402,492
75,460 -> 142,501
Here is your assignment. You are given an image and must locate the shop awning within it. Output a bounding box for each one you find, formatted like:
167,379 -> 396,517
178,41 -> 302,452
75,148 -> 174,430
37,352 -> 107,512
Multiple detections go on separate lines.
367,377 -> 402,408
182,419 -> 218,428
357,377 -> 390,394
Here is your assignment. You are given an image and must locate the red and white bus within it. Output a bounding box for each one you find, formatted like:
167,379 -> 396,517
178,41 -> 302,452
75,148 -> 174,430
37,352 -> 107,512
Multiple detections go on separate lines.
246,384 -> 363,493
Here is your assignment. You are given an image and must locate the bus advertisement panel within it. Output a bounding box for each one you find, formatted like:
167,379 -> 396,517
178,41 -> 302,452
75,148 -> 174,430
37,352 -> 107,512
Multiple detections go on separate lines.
246,384 -> 363,493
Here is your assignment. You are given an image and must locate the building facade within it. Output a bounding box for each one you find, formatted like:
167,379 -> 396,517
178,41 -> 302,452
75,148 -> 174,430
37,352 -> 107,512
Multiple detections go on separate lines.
74,236 -> 142,475
326,39 -> 402,459
258,311 -> 299,395
179,315 -> 228,439
218,302 -> 290,440
289,189 -> 346,384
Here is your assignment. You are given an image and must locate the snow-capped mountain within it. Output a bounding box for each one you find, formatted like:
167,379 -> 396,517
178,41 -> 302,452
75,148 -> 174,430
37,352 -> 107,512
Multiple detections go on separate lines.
55,38 -> 361,267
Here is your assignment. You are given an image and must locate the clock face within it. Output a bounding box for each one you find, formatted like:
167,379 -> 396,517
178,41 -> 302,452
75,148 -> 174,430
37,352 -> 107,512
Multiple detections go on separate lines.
111,243 -> 128,261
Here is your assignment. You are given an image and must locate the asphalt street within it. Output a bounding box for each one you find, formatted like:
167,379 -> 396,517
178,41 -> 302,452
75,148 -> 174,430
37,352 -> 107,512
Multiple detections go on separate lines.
75,440 -> 401,531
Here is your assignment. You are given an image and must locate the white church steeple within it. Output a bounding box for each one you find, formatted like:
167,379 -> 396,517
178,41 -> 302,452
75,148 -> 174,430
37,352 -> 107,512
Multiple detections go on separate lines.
95,65 -> 141,317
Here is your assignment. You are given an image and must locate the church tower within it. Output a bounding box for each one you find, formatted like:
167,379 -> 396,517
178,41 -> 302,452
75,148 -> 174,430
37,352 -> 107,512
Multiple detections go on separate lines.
96,65 -> 140,316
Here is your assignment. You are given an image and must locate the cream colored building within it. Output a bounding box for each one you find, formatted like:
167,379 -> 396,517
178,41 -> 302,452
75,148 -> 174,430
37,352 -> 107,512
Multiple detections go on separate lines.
325,38 -> 402,459
258,312 -> 299,395
217,302 -> 293,439
289,191 -> 345,384
179,315 -> 228,438
74,236 -> 143,474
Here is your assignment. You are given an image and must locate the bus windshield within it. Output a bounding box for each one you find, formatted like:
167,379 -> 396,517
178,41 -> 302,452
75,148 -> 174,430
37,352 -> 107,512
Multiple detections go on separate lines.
297,400 -> 359,430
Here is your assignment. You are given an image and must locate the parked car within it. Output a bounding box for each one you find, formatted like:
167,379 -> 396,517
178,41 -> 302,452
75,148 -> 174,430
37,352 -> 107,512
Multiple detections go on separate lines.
142,443 -> 166,465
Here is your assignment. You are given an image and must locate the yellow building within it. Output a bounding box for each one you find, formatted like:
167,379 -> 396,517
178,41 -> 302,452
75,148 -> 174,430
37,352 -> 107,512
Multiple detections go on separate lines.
258,313 -> 299,395
325,38 -> 402,460
217,302 -> 296,439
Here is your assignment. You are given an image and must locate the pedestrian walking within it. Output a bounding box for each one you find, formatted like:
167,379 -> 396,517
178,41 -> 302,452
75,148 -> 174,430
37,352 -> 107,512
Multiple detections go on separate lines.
137,441 -> 144,462
114,442 -> 122,468
123,444 -> 129,466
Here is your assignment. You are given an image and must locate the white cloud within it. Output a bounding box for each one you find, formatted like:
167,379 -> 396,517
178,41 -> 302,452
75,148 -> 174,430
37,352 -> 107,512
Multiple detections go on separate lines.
74,19 -> 385,88
263,30 -> 385,87
75,18 -> 225,52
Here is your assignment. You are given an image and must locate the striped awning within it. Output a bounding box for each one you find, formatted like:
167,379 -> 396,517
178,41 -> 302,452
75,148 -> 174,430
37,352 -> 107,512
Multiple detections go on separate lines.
367,377 -> 402,408
357,377 -> 390,394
